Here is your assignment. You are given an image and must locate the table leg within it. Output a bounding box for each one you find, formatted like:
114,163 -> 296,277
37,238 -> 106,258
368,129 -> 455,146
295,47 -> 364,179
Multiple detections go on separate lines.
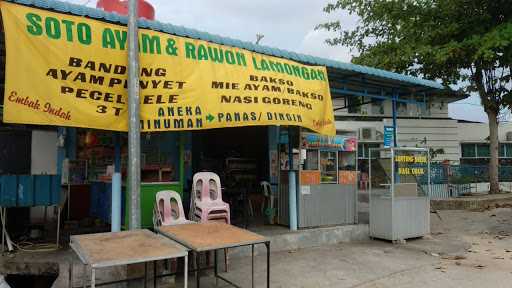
251,245 -> 255,288
1,208 -> 5,253
144,262 -> 148,288
214,249 -> 218,286
195,252 -> 201,288
265,241 -> 270,288
224,248 -> 229,273
67,183 -> 71,220
153,260 -> 157,288
91,268 -> 95,288
83,265 -> 87,288
56,206 -> 61,248
69,259 -> 73,288
184,255 -> 188,288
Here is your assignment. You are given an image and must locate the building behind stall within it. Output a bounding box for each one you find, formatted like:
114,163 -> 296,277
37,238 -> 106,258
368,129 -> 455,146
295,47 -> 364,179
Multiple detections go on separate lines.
335,97 -> 512,165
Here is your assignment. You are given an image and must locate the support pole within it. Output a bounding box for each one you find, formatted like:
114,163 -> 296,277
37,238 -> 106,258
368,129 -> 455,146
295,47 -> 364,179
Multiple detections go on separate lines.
56,206 -> 61,247
288,128 -> 297,231
184,255 -> 188,288
128,0 -> 141,230
392,90 -> 398,147
1,208 -> 5,252
112,133 -> 122,232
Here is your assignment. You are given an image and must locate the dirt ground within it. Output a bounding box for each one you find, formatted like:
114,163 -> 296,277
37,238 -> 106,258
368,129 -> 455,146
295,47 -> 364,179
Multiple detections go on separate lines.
205,208 -> 512,288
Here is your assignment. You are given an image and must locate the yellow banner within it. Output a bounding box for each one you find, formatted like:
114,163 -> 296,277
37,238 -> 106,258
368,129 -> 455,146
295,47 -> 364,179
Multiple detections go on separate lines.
1,2 -> 335,135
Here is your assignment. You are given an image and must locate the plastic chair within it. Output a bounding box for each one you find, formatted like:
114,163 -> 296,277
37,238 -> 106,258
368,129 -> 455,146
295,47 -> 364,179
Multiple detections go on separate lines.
260,181 -> 276,224
359,172 -> 369,191
189,173 -> 224,220
153,191 -> 194,278
192,172 -> 230,224
190,172 -> 230,272
154,190 -> 194,227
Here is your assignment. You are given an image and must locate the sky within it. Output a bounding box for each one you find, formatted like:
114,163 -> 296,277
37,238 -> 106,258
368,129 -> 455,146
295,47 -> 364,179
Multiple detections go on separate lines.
66,0 -> 487,122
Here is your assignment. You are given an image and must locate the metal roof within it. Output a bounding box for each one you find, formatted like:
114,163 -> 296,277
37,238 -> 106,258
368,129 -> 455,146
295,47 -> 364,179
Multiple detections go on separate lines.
8,0 -> 446,91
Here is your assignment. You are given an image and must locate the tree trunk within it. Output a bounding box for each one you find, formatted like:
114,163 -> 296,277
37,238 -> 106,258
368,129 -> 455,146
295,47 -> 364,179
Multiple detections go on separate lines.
488,110 -> 500,194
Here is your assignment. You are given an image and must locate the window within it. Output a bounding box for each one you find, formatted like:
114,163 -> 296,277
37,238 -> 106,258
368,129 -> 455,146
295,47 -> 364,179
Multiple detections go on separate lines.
339,151 -> 356,170
461,144 -> 476,158
506,144 -> 512,157
347,96 -> 362,114
358,143 -> 365,158
500,143 -> 512,158
476,144 -> 490,157
320,151 -> 337,183
461,143 -> 512,159
303,149 -> 319,170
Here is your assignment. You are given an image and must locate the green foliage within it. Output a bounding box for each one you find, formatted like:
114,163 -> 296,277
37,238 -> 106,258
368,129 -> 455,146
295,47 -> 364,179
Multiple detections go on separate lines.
317,0 -> 512,193
429,148 -> 445,160
317,0 -> 512,113
449,175 -> 473,185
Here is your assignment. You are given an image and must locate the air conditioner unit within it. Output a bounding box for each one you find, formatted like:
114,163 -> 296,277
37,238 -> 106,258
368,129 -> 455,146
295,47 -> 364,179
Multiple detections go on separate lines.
359,127 -> 377,141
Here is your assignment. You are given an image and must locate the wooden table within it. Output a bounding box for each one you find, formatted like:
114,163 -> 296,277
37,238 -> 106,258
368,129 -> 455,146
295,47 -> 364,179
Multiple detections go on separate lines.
158,222 -> 270,288
70,229 -> 189,288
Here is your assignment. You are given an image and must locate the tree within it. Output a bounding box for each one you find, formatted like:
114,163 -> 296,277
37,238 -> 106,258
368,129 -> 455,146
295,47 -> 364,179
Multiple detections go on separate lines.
317,0 -> 512,193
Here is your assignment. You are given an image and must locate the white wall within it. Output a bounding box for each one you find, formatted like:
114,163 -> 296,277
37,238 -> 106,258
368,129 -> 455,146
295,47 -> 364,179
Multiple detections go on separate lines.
31,130 -> 58,174
395,119 -> 460,161
335,120 -> 383,134
456,122 -> 512,142
336,119 -> 512,162
30,130 -> 59,222
336,118 -> 460,161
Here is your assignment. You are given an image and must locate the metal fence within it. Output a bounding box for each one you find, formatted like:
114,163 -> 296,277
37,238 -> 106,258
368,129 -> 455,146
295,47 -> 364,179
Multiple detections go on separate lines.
423,164 -> 512,198
420,183 -> 472,198
430,164 -> 512,183
360,164 -> 512,198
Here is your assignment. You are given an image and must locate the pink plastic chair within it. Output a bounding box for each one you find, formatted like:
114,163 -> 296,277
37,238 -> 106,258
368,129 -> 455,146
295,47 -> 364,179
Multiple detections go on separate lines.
359,172 -> 369,190
191,172 -> 230,224
154,190 -> 194,227
190,172 -> 231,271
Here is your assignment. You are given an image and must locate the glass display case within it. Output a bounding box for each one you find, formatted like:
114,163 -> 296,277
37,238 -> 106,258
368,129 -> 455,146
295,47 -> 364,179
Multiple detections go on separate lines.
295,130 -> 358,228
369,147 -> 431,241
320,151 -> 337,183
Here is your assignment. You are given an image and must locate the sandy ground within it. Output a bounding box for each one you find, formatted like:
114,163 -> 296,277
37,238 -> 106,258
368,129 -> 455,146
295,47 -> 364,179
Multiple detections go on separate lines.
191,208 -> 512,288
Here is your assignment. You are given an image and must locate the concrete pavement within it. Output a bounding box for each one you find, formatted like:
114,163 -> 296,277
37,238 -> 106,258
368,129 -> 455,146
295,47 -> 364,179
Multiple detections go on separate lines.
184,208 -> 512,288
3,208 -> 512,287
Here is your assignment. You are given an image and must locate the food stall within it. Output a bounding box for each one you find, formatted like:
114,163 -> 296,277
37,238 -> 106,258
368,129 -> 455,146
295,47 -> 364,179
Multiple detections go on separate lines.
369,147 -> 430,241
284,130 -> 358,228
